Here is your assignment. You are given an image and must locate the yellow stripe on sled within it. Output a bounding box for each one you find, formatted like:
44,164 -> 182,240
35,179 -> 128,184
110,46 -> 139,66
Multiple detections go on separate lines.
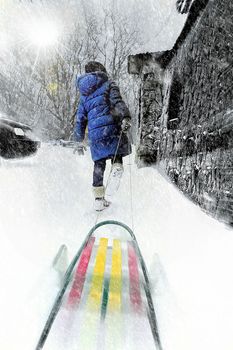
108,239 -> 122,311
88,238 -> 108,309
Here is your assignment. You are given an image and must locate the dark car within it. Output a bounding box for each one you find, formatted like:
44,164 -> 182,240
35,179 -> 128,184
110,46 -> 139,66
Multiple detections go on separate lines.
0,117 -> 40,159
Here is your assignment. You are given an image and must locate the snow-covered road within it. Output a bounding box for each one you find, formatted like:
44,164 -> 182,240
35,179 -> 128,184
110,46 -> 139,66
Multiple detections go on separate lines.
0,144 -> 233,350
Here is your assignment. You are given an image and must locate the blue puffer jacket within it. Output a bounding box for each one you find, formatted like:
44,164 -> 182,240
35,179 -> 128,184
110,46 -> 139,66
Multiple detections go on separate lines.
74,72 -> 131,161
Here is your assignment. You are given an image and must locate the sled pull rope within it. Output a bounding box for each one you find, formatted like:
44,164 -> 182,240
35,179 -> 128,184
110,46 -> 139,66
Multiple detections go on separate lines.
94,129 -> 135,231
128,138 -> 135,231
105,129 -> 124,191
94,130 -> 124,225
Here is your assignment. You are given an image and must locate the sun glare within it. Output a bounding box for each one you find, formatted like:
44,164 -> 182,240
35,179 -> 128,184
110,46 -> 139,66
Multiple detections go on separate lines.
0,33 -> 8,52
27,19 -> 60,48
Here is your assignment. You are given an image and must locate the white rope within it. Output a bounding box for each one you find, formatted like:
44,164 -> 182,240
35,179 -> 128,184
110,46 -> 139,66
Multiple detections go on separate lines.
128,150 -> 135,232
105,130 -> 124,191
94,130 -> 124,225
93,129 -> 135,231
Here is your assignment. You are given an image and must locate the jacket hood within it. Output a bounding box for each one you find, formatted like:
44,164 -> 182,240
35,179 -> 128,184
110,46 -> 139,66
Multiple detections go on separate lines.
76,72 -> 109,96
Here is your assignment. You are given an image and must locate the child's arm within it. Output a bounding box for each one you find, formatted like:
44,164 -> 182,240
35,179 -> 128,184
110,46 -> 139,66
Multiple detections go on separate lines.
74,99 -> 87,142
109,82 -> 131,122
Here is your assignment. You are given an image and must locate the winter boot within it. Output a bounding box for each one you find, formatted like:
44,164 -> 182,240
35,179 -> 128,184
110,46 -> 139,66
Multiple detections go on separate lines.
93,186 -> 110,212
106,163 -> 124,196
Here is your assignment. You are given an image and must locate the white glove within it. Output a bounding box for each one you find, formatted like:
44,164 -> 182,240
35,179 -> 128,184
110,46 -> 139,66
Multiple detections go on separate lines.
73,142 -> 86,155
121,118 -> 131,132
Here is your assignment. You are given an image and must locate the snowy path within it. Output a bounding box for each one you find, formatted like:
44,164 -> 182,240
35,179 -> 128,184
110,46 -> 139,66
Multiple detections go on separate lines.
0,144 -> 233,350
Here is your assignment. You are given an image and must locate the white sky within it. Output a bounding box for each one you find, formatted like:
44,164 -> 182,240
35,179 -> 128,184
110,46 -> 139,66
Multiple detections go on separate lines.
0,0 -> 186,55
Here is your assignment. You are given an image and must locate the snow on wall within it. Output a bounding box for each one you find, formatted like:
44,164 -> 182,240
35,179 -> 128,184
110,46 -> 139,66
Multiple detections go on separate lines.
128,0 -> 233,225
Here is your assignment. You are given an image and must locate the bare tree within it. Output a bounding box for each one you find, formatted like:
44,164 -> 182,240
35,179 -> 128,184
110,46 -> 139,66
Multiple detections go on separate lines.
0,0 -> 142,139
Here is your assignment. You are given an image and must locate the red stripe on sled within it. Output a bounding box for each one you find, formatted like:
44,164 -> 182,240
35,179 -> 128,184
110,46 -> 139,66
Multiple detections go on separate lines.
128,241 -> 142,311
67,237 -> 95,307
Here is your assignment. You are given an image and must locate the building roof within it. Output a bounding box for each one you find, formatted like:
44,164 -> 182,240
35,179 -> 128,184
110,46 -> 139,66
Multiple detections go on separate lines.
128,0 -> 210,74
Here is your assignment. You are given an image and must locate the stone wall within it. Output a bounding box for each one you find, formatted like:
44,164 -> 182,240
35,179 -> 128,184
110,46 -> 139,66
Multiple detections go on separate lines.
128,0 -> 233,224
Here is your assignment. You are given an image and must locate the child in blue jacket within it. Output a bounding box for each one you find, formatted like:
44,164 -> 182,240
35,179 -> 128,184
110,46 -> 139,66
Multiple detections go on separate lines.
74,61 -> 131,211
